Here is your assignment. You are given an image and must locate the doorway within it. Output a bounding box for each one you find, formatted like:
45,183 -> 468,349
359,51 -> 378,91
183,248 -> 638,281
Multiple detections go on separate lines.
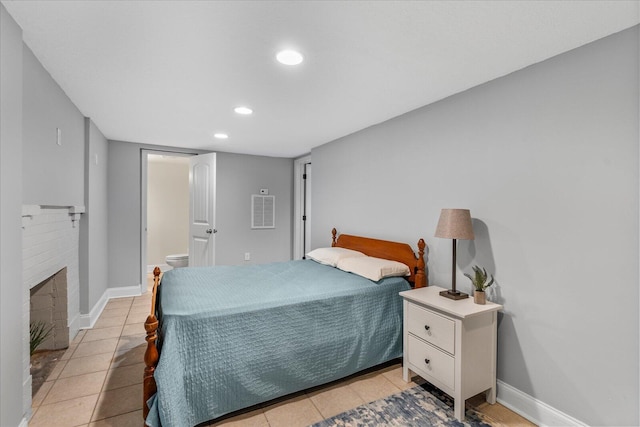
140,150 -> 192,287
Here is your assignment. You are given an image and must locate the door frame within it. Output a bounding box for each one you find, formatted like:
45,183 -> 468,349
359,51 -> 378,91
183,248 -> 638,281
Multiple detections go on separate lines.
140,149 -> 194,289
293,155 -> 311,259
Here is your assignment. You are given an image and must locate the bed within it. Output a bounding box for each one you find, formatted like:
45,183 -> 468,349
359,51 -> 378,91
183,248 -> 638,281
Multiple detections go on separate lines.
143,229 -> 426,427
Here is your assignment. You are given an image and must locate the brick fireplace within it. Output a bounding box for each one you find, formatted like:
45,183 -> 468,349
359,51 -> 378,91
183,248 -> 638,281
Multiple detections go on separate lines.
21,205 -> 84,417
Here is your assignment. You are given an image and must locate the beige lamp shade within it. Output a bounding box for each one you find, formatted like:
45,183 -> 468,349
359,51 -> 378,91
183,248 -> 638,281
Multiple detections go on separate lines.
434,209 -> 475,240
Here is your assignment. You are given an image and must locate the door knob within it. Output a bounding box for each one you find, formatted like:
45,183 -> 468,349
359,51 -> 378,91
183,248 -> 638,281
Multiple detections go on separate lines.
206,228 -> 215,234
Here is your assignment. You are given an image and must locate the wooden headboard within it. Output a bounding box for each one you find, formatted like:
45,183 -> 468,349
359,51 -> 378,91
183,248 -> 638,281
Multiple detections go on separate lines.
331,228 -> 427,288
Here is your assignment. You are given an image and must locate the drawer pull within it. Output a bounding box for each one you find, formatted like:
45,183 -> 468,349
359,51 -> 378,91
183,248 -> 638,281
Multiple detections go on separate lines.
424,325 -> 430,331
424,358 -> 430,365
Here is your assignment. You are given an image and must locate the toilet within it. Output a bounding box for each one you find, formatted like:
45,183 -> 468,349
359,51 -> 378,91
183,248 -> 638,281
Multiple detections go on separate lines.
165,253 -> 189,269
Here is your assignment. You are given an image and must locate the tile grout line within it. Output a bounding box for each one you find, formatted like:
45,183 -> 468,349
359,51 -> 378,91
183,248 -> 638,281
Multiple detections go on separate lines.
306,393 -> 327,424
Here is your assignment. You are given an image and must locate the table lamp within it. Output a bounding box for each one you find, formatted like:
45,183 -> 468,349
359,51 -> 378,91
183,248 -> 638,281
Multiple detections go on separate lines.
435,208 -> 475,300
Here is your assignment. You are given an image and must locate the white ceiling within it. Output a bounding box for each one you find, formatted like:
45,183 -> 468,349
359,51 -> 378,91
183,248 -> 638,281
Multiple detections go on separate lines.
3,1 -> 639,158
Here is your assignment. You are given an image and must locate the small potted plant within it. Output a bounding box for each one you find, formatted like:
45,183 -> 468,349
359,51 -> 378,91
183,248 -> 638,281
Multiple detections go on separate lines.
464,265 -> 494,305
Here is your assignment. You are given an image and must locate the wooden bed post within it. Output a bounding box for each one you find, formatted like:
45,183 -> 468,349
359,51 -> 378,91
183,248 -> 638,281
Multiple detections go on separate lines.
331,228 -> 338,247
143,267 -> 161,422
415,238 -> 427,288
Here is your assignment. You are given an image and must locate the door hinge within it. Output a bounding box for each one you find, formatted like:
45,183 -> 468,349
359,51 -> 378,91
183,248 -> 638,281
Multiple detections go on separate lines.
303,173 -> 307,179
302,215 -> 307,221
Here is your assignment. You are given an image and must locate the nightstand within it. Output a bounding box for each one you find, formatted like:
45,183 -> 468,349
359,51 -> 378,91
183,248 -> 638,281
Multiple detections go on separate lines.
400,286 -> 503,421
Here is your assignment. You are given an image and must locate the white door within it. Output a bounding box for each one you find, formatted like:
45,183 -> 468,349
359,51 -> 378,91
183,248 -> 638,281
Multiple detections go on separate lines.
189,153 -> 216,266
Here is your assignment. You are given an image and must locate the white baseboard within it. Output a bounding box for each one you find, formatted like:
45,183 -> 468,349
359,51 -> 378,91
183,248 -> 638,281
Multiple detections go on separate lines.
106,284 -> 144,299
18,417 -> 29,427
78,291 -> 109,329
497,380 -> 586,426
68,311 -> 81,337
78,285 -> 143,330
22,374 -> 32,424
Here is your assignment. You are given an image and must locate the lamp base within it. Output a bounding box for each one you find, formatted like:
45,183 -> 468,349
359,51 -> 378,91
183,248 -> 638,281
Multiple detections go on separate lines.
440,289 -> 469,300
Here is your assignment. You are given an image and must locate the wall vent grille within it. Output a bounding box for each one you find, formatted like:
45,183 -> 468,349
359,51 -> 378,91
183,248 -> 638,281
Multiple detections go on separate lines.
251,195 -> 275,229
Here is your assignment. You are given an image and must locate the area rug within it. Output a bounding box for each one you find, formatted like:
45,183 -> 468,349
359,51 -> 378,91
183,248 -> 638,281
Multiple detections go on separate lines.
311,382 -> 492,427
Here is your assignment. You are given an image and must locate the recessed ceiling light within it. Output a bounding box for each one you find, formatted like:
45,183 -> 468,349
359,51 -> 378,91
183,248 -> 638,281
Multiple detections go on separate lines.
234,106 -> 253,115
276,49 -> 304,66
213,133 -> 228,140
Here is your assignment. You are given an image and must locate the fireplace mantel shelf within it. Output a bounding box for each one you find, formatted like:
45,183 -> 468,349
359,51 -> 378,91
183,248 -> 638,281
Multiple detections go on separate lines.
22,205 -> 85,228
22,204 -> 85,216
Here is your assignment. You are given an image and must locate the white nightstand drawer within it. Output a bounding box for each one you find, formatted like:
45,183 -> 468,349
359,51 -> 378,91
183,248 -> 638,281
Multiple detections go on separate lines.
407,303 -> 455,354
407,335 -> 455,390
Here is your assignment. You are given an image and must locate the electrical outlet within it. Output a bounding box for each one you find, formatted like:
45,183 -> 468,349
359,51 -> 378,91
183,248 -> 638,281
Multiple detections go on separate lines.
244,252 -> 250,261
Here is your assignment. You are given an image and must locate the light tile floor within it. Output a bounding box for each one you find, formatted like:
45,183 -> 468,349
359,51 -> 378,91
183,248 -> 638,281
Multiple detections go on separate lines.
30,280 -> 535,427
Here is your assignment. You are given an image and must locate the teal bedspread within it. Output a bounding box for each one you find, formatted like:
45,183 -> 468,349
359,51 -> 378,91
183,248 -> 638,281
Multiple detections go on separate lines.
145,260 -> 411,427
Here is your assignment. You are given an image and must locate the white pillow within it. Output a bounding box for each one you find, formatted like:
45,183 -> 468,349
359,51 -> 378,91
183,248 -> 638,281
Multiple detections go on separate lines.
306,247 -> 366,267
336,256 -> 411,282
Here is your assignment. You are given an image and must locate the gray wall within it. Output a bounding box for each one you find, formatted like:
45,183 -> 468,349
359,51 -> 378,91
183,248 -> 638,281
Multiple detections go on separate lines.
0,4 -> 25,425
216,152 -> 293,265
22,45 -> 84,206
79,118 -> 109,313
22,33 -> 110,315
1,11 -> 111,423
108,143 -> 293,287
311,26 -> 639,426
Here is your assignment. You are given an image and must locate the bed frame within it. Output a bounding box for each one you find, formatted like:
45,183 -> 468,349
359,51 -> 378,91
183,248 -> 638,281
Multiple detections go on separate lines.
142,228 -> 427,422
